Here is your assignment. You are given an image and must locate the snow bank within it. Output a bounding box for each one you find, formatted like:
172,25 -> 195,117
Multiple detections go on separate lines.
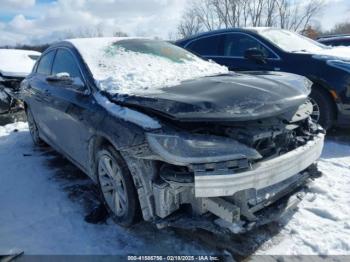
68,37 -> 228,95
259,140 -> 350,255
0,122 -> 206,255
0,49 -> 41,77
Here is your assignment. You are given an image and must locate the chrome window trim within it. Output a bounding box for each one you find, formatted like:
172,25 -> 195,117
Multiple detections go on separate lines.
184,32 -> 281,61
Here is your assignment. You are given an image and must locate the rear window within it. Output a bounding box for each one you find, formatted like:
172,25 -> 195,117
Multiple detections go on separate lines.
187,35 -> 223,56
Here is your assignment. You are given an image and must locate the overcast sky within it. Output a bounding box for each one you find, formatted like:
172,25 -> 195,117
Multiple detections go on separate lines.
0,0 -> 349,46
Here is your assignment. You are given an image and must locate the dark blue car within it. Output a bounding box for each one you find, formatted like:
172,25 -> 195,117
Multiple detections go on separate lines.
176,27 -> 350,129
318,34 -> 350,47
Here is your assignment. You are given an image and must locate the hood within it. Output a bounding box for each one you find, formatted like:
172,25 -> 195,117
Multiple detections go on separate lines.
297,46 -> 350,62
109,72 -> 312,122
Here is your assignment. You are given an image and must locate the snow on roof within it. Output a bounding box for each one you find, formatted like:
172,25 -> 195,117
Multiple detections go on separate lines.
0,49 -> 41,77
67,37 -> 228,95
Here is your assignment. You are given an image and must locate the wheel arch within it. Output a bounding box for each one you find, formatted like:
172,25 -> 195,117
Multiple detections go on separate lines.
88,134 -> 157,221
309,79 -> 338,121
88,134 -> 117,182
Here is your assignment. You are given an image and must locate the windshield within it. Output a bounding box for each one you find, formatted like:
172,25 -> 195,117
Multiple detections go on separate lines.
110,39 -> 197,63
258,29 -> 328,53
70,38 -> 228,95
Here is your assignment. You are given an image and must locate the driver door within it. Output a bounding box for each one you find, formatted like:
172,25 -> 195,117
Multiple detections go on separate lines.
44,48 -> 94,169
216,33 -> 281,72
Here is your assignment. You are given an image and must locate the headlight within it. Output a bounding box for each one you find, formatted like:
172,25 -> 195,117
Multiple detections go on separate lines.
327,60 -> 350,73
146,132 -> 261,165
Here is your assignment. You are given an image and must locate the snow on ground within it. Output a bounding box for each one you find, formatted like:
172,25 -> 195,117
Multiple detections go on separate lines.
0,121 -> 349,256
0,122 -> 208,255
0,49 -> 41,77
258,140 -> 350,255
68,37 -> 228,95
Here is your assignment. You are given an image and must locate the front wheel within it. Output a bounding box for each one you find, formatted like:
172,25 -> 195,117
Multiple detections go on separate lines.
309,88 -> 335,130
26,108 -> 44,146
96,145 -> 139,227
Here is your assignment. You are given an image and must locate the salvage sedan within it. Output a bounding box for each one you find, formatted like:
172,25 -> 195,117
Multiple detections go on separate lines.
21,38 -> 325,233
0,49 -> 40,113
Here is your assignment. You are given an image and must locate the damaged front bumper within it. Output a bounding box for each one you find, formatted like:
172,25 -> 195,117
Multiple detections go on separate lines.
156,164 -> 322,234
194,133 -> 324,197
127,126 -> 325,233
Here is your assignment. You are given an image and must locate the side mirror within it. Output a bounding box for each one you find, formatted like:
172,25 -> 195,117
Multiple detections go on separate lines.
46,72 -> 73,83
46,72 -> 87,94
244,48 -> 267,64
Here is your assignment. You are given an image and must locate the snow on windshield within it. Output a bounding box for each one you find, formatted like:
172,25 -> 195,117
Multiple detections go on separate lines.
0,49 -> 41,77
259,29 -> 326,53
68,37 -> 228,95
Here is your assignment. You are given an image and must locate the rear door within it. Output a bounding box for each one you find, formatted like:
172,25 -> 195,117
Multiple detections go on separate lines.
186,33 -> 282,72
44,48 -> 94,168
27,50 -> 56,139
220,33 -> 280,71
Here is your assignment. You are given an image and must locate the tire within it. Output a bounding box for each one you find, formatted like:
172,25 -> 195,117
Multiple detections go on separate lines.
96,145 -> 139,227
309,87 -> 335,130
26,107 -> 45,146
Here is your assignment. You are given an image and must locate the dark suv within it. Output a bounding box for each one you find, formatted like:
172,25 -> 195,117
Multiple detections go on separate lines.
317,35 -> 350,47
176,28 -> 350,129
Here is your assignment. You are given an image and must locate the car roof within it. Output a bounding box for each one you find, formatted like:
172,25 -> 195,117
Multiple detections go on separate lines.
176,27 -> 268,43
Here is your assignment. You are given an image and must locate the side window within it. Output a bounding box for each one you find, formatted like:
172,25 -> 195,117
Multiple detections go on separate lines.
52,49 -> 82,79
36,50 -> 56,75
187,35 -> 224,56
223,34 -> 274,58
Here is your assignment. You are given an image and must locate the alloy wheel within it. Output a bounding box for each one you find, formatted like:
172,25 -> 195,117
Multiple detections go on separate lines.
98,154 -> 128,217
309,98 -> 321,123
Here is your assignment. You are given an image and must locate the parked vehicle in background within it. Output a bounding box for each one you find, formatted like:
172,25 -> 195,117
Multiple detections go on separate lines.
176,27 -> 350,130
21,37 -> 324,233
0,49 -> 41,114
317,34 -> 350,47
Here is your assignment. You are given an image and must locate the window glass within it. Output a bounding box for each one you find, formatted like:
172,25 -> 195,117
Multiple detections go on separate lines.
52,49 -> 82,79
332,40 -> 350,47
223,34 -> 273,58
110,39 -> 199,63
36,50 -> 55,75
187,35 -> 223,56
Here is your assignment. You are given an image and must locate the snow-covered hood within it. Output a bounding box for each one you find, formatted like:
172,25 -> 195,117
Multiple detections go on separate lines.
0,49 -> 41,78
110,71 -> 312,122
67,37 -> 228,95
298,46 -> 350,61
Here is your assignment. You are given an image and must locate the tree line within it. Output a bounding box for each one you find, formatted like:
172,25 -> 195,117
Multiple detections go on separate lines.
177,0 -> 325,38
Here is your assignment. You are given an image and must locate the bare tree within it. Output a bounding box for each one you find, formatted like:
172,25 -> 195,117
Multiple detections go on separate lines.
264,0 -> 277,27
322,22 -> 350,36
177,8 -> 202,38
113,31 -> 128,37
193,0 -> 220,31
176,0 -> 324,39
